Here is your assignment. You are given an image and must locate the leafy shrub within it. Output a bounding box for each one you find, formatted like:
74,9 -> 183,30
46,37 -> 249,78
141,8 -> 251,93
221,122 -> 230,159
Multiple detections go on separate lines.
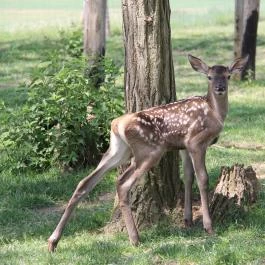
59,27 -> 83,58
1,30 -> 124,171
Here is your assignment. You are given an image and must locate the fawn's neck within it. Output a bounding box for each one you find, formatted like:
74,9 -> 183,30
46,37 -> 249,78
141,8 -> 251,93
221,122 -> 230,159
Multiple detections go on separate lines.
206,87 -> 228,122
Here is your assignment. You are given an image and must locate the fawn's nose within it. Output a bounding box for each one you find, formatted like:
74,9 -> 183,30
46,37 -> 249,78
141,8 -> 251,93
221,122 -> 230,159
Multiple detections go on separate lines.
214,79 -> 227,94
215,78 -> 227,92
216,85 -> 225,92
215,84 -> 226,95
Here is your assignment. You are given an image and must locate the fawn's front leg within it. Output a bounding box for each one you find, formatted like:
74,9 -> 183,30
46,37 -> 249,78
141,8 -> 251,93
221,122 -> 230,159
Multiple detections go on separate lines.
188,146 -> 213,234
181,150 -> 195,227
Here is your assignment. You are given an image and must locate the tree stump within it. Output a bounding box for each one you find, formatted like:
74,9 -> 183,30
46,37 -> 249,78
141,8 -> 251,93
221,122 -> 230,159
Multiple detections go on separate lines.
210,164 -> 259,223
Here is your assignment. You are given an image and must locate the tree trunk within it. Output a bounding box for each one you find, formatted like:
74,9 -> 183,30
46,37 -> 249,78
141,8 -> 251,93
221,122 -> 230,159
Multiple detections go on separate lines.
234,0 -> 260,80
83,0 -> 107,86
234,0 -> 244,81
210,164 -> 259,223
109,0 -> 181,231
105,1 -> 110,37
83,0 -> 106,56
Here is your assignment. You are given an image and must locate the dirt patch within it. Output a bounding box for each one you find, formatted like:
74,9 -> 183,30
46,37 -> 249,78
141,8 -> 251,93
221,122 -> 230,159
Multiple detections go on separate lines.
215,142 -> 265,151
252,162 -> 265,179
37,192 -> 115,215
97,192 -> 114,202
37,203 -> 66,215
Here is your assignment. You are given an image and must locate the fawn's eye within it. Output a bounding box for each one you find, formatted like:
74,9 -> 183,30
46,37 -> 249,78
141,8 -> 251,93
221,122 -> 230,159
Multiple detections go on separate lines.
227,75 -> 231,80
208,76 -> 212,80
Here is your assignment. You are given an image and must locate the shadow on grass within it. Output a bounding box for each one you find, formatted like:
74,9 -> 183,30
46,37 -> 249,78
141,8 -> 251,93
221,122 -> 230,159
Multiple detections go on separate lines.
0,165 -> 117,241
1,148 -> 264,244
0,87 -> 28,107
1,167 -> 265,265
172,34 -> 233,59
0,34 -> 67,84
227,102 -> 265,126
61,239 -> 127,265
0,37 -> 60,62
143,196 -> 265,264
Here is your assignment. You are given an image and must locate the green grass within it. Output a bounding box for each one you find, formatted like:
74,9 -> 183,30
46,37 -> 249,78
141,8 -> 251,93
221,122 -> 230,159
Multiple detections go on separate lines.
1,1 -> 265,264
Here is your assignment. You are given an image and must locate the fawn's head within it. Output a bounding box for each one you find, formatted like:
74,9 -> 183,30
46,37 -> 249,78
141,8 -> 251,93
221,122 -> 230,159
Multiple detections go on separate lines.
188,54 -> 249,96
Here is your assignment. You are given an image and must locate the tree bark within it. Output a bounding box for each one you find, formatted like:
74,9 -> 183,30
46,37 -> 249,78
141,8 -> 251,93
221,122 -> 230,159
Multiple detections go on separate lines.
83,0 -> 106,56
105,1 -> 110,37
83,0 -> 107,86
234,0 -> 260,80
210,164 -> 259,223
110,0 -> 181,230
234,0 -> 244,60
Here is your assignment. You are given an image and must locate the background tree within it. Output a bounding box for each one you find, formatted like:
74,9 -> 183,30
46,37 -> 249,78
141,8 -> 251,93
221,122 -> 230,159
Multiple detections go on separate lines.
83,0 -> 107,86
112,0 -> 181,229
234,0 -> 260,80
234,0 -> 244,62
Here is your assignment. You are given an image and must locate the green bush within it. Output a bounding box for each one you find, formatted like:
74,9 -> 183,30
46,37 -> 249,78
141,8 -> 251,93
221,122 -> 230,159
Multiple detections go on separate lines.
1,31 -> 124,171
59,27 -> 84,58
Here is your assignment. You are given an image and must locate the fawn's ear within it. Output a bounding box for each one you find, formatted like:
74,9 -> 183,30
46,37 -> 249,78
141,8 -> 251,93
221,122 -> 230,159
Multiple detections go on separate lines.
229,55 -> 249,74
188,54 -> 209,75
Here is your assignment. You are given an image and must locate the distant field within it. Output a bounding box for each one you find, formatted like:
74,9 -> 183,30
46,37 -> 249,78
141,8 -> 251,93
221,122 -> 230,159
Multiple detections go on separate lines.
0,0 -> 83,9
3,0 -> 263,32
0,0 -> 233,9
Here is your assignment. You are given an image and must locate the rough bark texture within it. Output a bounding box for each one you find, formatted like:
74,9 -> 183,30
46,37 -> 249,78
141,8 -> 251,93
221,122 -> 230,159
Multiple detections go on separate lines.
123,1 -> 176,111
109,0 -> 181,231
210,164 -> 259,223
83,0 -> 106,86
234,0 -> 260,80
233,0 -> 244,80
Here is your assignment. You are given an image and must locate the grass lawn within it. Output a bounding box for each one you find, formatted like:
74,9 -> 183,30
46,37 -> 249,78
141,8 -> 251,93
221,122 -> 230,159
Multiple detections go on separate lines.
1,1 -> 265,264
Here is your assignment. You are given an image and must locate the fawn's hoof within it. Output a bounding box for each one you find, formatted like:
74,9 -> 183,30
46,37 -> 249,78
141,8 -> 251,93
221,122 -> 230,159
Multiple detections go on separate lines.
48,238 -> 58,252
130,234 -> 140,246
205,227 -> 214,235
